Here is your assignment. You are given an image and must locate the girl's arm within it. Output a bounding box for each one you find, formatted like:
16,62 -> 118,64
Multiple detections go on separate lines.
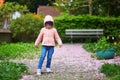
35,28 -> 44,47
54,29 -> 62,46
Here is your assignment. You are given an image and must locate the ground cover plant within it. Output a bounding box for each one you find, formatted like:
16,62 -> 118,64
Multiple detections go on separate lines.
0,42 -> 41,60
99,63 -> 120,80
83,37 -> 120,58
0,61 -> 29,80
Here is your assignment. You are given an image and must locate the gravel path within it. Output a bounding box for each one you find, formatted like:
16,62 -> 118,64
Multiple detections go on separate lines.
12,44 -> 120,80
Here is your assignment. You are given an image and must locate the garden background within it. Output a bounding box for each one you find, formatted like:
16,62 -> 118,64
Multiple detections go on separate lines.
0,0 -> 120,80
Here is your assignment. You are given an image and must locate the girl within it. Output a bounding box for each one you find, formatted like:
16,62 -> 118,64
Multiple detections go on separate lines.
35,15 -> 62,75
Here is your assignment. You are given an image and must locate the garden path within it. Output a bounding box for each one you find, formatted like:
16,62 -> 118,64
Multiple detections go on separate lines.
12,44 -> 120,80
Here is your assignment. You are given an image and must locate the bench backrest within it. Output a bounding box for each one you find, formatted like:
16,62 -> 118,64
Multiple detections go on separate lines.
66,29 -> 103,36
65,29 -> 104,38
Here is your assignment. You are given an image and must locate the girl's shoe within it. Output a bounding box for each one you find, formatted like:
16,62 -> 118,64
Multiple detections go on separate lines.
37,69 -> 41,75
46,68 -> 52,72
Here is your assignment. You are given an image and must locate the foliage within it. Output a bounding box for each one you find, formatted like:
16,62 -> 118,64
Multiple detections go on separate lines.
83,42 -> 120,57
0,2 -> 27,19
83,43 -> 96,53
100,63 -> 120,78
95,37 -> 113,51
93,0 -> 120,17
53,0 -> 89,15
9,15 -> 120,42
0,42 -> 40,60
0,61 -> 29,80
83,37 -> 120,57
0,2 -> 28,29
54,0 -> 120,16
114,43 -> 120,56
9,13 -> 44,42
111,75 -> 120,80
5,0 -> 54,12
54,15 -> 120,42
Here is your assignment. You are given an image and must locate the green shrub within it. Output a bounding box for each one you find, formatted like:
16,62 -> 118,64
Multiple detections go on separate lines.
54,15 -> 120,42
83,42 -> 120,57
0,42 -> 40,60
83,43 -> 96,53
95,37 -> 114,51
83,37 -> 114,52
9,14 -> 120,42
9,13 -> 43,42
114,43 -> 120,56
0,62 -> 29,80
111,75 -> 120,80
100,63 -> 120,77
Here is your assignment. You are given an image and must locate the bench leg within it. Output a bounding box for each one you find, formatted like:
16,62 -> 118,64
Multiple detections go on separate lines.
71,38 -> 72,44
71,35 -> 73,44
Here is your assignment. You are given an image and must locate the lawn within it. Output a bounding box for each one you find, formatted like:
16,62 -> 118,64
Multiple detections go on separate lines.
0,42 -> 41,60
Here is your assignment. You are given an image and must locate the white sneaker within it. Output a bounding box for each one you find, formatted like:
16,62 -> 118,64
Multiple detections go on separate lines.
37,69 -> 41,75
46,68 -> 52,72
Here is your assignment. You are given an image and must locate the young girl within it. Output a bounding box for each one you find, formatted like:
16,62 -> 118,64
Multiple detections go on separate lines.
35,15 -> 62,75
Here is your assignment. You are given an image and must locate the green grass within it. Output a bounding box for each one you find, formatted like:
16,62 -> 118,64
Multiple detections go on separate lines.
0,42 -> 41,60
0,61 -> 29,80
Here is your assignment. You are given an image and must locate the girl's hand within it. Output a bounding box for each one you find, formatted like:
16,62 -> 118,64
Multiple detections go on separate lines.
59,45 -> 62,48
57,45 -> 62,48
35,44 -> 38,48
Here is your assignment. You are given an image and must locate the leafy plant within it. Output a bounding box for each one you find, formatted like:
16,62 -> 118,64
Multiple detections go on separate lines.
0,2 -> 28,29
0,62 -> 29,80
9,13 -> 44,42
114,43 -> 120,56
100,63 -> 120,78
0,42 -> 41,60
111,75 -> 120,80
83,42 -> 120,57
0,2 -> 27,19
95,37 -> 114,51
83,43 -> 96,53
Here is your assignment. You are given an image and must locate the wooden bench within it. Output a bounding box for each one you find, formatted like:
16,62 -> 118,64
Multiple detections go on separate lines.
65,29 -> 104,42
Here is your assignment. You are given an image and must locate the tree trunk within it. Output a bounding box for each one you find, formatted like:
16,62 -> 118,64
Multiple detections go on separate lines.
89,0 -> 92,15
3,18 -> 8,29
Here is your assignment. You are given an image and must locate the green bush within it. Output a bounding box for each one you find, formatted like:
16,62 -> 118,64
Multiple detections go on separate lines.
54,15 -> 120,42
0,42 -> 40,60
0,62 -> 29,80
95,37 -> 114,51
82,37 -> 113,53
114,43 -> 120,56
83,42 -> 120,57
83,43 -> 96,53
9,13 -> 43,42
9,14 -> 120,42
100,63 -> 120,78
111,75 -> 120,80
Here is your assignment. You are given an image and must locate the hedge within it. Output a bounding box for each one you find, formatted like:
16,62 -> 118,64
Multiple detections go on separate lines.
54,15 -> 120,42
9,14 -> 120,42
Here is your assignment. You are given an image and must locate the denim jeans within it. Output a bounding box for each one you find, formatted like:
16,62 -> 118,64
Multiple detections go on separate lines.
38,46 -> 54,69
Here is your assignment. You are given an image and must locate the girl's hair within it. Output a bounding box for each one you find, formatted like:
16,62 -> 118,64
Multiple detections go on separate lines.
45,21 -> 53,26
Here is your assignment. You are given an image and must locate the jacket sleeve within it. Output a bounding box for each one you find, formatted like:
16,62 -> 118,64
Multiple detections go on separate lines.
54,29 -> 62,45
35,28 -> 44,46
